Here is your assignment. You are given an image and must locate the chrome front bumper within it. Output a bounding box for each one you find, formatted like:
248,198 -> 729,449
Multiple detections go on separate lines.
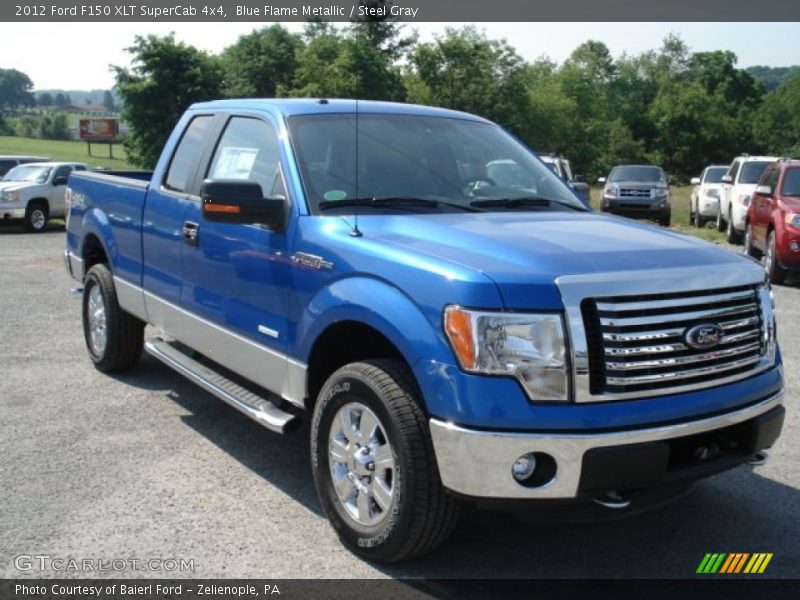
429,389 -> 784,500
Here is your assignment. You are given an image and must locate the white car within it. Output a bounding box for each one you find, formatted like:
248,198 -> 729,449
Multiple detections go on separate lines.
0,162 -> 88,232
717,155 -> 778,244
689,165 -> 728,227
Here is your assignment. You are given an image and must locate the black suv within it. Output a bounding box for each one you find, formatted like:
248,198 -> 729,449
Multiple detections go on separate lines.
599,164 -> 671,226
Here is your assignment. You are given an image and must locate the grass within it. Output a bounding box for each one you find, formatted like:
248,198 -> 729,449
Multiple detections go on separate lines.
590,185 -> 728,244
0,135 -> 133,170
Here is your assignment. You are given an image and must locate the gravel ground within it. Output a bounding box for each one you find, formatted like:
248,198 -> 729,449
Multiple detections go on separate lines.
0,223 -> 797,579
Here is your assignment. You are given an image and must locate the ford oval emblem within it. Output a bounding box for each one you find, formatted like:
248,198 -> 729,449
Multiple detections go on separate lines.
685,323 -> 724,350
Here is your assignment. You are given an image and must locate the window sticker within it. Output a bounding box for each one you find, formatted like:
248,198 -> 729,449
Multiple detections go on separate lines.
212,147 -> 259,180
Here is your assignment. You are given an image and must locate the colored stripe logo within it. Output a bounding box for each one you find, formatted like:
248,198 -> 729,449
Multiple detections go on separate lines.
697,553 -> 773,574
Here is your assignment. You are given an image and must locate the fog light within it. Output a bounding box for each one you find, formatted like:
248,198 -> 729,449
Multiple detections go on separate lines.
512,453 -> 537,482
790,242 -> 800,252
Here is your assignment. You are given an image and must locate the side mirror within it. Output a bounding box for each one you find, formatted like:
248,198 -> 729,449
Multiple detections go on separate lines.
690,177 -> 700,185
200,179 -> 286,232
721,175 -> 733,184
597,177 -> 606,184
755,185 -> 772,197
574,174 -> 584,183
53,175 -> 68,186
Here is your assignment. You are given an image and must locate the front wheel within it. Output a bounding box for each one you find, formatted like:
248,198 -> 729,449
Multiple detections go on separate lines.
743,224 -> 762,260
82,264 -> 144,372
693,203 -> 704,228
23,201 -> 48,233
765,230 -> 787,284
311,359 -> 460,563
716,206 -> 726,232
726,208 -> 742,244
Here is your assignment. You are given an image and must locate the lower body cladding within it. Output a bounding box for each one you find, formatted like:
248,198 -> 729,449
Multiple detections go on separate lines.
429,390 -> 784,501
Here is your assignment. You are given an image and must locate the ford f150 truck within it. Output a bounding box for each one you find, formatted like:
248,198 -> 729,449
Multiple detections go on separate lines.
65,99 -> 785,563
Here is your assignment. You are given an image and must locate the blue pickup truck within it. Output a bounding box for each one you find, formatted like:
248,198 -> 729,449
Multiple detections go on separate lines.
65,99 -> 785,562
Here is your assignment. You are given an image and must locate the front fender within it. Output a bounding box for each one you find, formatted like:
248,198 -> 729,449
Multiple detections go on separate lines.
293,275 -> 452,368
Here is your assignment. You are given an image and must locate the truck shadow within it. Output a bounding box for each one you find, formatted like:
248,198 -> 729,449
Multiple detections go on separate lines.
0,222 -> 65,234
113,355 -> 799,578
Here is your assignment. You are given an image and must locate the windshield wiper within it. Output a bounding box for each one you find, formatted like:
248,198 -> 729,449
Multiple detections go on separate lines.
470,196 -> 588,211
318,196 -> 483,212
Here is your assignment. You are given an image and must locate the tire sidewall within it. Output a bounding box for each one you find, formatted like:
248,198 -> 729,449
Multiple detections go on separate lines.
82,267 -> 110,365
311,368 -> 414,559
25,202 -> 48,232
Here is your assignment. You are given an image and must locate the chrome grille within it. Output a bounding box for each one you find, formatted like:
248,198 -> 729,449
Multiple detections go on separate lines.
583,285 -> 765,395
619,188 -> 653,198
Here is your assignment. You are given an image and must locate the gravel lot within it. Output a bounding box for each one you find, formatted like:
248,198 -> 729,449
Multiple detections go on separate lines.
1,224 -> 798,579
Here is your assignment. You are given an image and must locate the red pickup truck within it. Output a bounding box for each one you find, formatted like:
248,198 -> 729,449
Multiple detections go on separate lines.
744,159 -> 800,283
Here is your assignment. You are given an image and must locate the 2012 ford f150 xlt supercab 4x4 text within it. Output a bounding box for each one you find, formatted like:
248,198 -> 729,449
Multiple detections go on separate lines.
65,99 -> 785,563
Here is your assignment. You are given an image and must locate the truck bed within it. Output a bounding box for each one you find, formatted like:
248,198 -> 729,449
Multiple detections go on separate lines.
66,170 -> 154,286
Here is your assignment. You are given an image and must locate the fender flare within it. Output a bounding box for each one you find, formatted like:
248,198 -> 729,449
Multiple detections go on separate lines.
79,207 -> 118,270
294,275 -> 451,368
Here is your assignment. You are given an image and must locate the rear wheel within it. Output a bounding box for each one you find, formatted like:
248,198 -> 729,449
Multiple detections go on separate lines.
311,359 -> 460,562
765,230 -> 787,284
82,264 -> 144,372
23,201 -> 48,233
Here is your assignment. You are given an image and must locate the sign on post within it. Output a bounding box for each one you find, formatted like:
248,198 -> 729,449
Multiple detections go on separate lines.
79,119 -> 119,158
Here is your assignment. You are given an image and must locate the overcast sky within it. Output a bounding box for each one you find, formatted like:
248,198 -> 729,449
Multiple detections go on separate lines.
1,22 -> 798,90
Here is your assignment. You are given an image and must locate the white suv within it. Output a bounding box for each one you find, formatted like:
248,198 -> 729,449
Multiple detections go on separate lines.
717,155 -> 778,244
0,162 -> 88,232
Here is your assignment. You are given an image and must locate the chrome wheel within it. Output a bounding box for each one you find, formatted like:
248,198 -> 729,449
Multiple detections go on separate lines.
31,209 -> 46,230
743,226 -> 751,255
765,235 -> 775,273
87,285 -> 107,355
328,402 -> 395,527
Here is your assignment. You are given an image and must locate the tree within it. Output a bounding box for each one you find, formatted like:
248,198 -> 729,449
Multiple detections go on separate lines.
405,27 -> 528,130
0,68 -> 35,110
102,90 -> 116,112
754,72 -> 800,156
349,0 -> 417,61
37,92 -> 53,107
113,34 -> 223,168
284,26 -> 405,101
221,25 -> 301,98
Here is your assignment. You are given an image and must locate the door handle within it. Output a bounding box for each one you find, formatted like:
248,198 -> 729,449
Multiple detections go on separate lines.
182,221 -> 199,246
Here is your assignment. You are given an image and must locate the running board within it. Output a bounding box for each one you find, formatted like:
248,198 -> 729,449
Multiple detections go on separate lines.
145,337 -> 299,434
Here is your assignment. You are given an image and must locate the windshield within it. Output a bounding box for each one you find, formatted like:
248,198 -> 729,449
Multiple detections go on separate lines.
783,168 -> 800,196
739,161 -> 771,184
287,114 -> 586,214
608,166 -> 665,183
703,167 -> 727,184
3,165 -> 51,183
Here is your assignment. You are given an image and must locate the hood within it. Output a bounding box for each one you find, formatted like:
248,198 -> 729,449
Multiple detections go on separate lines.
347,211 -> 759,309
608,180 -> 665,188
0,181 -> 35,193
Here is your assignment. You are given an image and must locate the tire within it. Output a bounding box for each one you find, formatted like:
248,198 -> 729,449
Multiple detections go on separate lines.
82,264 -> 144,372
716,206 -> 726,232
311,359 -> 460,563
660,210 -> 671,228
743,223 -> 762,260
23,200 -> 48,233
726,208 -> 742,244
693,203 -> 703,228
765,230 -> 787,284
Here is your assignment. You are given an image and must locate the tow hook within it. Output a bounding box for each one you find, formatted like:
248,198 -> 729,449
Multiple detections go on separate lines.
748,451 -> 769,466
592,491 -> 632,509
69,287 -> 83,298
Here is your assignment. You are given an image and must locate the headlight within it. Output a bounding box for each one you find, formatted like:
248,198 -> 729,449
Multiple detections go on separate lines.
1,190 -> 19,203
444,307 -> 568,402
654,188 -> 668,198
758,284 -> 777,365
705,188 -> 720,199
603,184 -> 618,198
739,194 -> 751,207
784,213 -> 800,229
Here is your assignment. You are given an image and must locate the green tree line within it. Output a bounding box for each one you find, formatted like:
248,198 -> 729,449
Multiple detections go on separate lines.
113,21 -> 800,179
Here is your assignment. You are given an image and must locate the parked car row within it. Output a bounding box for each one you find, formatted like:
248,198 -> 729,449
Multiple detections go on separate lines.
690,155 -> 799,283
0,161 -> 88,232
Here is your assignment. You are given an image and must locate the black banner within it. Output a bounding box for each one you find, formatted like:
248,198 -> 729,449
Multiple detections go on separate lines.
3,0 -> 800,22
